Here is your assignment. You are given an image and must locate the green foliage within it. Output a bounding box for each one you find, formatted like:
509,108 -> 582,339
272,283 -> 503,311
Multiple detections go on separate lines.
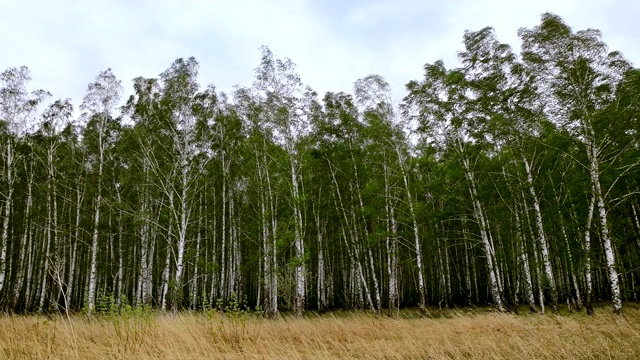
205,292 -> 265,344
0,13 -> 638,317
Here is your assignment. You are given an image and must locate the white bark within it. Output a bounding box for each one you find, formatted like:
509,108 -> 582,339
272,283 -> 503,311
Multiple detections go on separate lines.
67,184 -> 83,309
83,69 -> 121,314
396,147 -> 426,308
290,155 -> 306,316
313,201 -> 326,311
462,226 -> 474,305
256,146 -> 279,315
443,229 -> 452,305
13,169 -> 33,307
384,162 -> 399,314
584,191 -> 595,313
161,191 -> 175,310
514,207 -> 537,313
632,203 -> 640,251
87,149 -> 102,313
209,185 -> 217,306
462,153 -> 505,312
588,140 -> 622,313
191,199 -> 202,309
220,158 -> 227,301
115,189 -> 124,308
330,163 -> 374,311
531,237 -> 546,315
40,145 -> 57,311
523,156 -> 557,311
0,142 -> 14,293
268,164 -> 278,314
174,162 -> 190,308
138,184 -> 149,306
317,224 -> 326,310
350,152 -> 380,312
558,210 -> 582,310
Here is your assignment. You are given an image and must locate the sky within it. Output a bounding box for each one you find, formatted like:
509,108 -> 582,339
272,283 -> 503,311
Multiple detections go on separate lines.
1,0 -> 638,109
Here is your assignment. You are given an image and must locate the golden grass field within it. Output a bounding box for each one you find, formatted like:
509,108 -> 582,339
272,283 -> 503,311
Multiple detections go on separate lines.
1,305 -> 640,359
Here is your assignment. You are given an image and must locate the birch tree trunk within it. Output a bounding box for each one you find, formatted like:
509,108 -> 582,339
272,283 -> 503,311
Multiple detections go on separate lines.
191,197 -> 202,309
523,156 -> 557,312
351,154 -> 380,312
13,169 -> 33,308
558,209 -> 582,311
268,164 -> 279,314
0,141 -> 14,294
87,139 -> 103,313
461,153 -> 505,312
514,205 -> 537,313
583,191 -> 595,314
67,183 -> 83,310
313,201 -> 326,312
396,147 -> 427,309
384,162 -> 399,315
174,162 -> 190,310
162,191 -> 175,310
588,139 -> 622,313
115,188 -> 124,308
138,175 -> 150,306
290,154 -> 306,316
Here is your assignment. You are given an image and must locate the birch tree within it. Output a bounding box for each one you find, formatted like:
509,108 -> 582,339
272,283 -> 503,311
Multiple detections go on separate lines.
80,68 -> 122,313
253,47 -> 308,316
0,67 -> 49,296
520,13 -> 637,313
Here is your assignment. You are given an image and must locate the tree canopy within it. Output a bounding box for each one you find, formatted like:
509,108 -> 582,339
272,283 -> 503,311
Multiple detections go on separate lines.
0,13 -> 638,315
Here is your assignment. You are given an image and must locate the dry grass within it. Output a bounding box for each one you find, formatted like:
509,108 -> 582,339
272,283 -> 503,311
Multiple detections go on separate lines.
1,305 -> 640,359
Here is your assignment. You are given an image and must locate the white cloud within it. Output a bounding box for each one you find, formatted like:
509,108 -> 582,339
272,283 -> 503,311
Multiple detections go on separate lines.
1,0 -> 637,111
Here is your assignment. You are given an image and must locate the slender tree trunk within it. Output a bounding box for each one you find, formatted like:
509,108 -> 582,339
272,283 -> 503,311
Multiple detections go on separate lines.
444,229 -> 452,306
13,170 -> 33,308
269,174 -> 278,315
174,163 -> 190,310
256,155 -> 269,312
396,147 -> 427,309
329,162 -> 374,311
587,141 -> 622,313
220,157 -> 227,301
523,156 -> 557,312
290,154 -> 306,316
67,182 -> 83,310
514,206 -> 537,313
632,203 -> 640,251
313,201 -> 326,312
115,189 -> 124,308
209,185 -> 217,306
162,191 -> 175,310
462,225 -> 474,305
0,141 -> 14,294
384,162 -> 399,315
25,224 -> 40,310
461,152 -> 505,312
191,196 -> 202,310
88,134 -> 104,313
138,194 -> 149,306
350,152 -> 381,312
40,148 -> 57,312
558,210 -> 582,310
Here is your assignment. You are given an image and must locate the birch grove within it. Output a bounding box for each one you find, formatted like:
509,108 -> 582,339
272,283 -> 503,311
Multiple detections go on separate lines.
0,14 -> 639,315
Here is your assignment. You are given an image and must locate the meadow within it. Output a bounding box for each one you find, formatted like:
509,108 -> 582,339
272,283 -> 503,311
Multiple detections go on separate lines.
1,305 -> 640,359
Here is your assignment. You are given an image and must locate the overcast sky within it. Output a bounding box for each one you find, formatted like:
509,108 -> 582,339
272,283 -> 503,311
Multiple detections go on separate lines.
2,0 -> 638,107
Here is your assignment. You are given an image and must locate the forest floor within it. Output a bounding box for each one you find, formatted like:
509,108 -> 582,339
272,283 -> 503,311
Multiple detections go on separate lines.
1,304 -> 640,359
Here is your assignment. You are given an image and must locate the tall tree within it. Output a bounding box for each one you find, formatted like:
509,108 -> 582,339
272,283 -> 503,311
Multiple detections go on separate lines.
80,68 -> 122,313
520,13 -> 637,313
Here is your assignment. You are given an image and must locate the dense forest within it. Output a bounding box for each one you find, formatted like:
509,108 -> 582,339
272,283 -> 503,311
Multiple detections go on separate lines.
0,13 -> 638,316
